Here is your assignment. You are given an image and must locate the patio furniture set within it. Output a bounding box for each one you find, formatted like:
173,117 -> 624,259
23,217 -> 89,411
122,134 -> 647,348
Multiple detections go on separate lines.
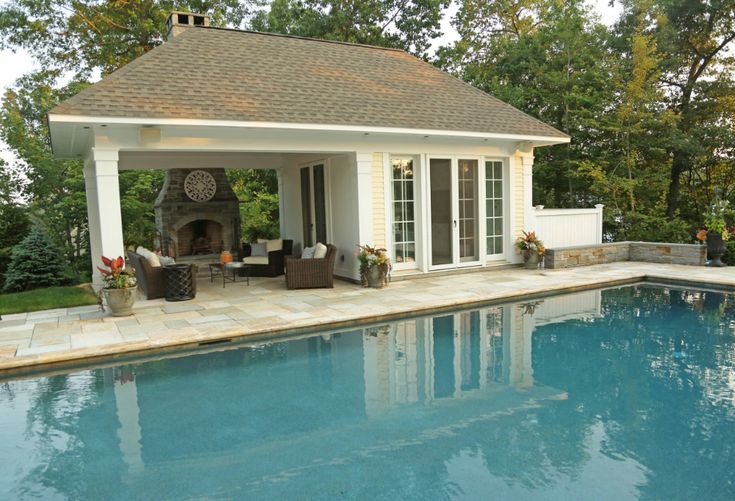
128,238 -> 337,301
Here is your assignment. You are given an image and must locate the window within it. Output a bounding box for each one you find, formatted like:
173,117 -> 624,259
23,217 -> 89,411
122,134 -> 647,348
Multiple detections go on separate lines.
485,161 -> 504,255
392,157 -> 416,264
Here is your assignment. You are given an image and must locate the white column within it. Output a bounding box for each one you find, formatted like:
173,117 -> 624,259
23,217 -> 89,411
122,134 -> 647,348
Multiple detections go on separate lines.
84,148 -> 124,286
276,168 -> 285,237
521,154 -> 535,233
355,152 -> 374,280
595,203 -> 605,244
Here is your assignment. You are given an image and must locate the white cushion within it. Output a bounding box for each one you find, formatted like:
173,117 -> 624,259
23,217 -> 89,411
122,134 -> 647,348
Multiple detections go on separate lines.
136,246 -> 161,267
250,242 -> 268,257
258,238 -> 283,252
313,242 -> 328,259
301,246 -> 316,259
158,256 -> 176,266
243,256 -> 269,265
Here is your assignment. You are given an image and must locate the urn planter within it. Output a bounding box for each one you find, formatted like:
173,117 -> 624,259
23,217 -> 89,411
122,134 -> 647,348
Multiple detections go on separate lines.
523,250 -> 542,270
366,266 -> 388,288
102,286 -> 137,316
706,232 -> 727,267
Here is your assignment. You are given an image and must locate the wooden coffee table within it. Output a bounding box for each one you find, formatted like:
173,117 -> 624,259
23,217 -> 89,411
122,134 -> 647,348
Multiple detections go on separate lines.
209,262 -> 250,288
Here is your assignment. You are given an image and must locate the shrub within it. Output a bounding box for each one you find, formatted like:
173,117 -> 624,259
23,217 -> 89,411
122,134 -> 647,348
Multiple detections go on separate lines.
3,227 -> 69,292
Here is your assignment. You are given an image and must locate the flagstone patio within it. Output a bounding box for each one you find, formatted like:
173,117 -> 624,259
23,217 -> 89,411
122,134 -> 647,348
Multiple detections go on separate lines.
2,262 -> 735,374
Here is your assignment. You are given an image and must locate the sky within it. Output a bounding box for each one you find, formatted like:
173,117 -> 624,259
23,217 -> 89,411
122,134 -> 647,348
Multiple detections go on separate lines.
0,0 -> 623,166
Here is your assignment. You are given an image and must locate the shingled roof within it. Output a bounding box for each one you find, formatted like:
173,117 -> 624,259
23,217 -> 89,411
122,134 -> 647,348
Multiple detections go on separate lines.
50,27 -> 568,139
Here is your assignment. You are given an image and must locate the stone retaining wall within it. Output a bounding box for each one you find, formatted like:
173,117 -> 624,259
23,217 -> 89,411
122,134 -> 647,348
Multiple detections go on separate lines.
545,242 -> 706,269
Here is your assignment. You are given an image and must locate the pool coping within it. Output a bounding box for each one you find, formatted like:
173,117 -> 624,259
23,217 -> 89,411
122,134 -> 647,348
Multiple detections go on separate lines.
2,267 -> 734,380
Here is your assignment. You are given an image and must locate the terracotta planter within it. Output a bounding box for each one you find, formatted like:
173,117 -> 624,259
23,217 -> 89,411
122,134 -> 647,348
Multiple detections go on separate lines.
102,286 -> 137,316
366,266 -> 388,288
523,250 -> 541,270
706,232 -> 727,267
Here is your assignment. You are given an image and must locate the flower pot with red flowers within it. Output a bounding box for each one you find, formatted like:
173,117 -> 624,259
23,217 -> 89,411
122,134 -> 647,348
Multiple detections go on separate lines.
97,255 -> 138,316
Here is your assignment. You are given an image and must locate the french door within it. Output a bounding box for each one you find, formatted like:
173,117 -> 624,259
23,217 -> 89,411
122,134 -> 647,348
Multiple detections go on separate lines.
300,163 -> 327,247
428,157 -> 481,269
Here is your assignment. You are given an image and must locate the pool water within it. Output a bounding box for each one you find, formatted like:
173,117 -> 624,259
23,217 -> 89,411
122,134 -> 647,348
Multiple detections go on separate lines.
2,285 -> 735,500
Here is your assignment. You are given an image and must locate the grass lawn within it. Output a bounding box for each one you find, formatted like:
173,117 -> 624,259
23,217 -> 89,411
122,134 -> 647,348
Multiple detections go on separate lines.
0,285 -> 98,315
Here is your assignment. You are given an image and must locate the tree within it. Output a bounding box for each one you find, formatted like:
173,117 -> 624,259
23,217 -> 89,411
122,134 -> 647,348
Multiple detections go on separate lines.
632,0 -> 735,219
3,227 -> 68,292
227,169 -> 280,241
442,0 -> 616,208
251,0 -> 450,56
0,162 -> 31,285
0,0 -> 261,79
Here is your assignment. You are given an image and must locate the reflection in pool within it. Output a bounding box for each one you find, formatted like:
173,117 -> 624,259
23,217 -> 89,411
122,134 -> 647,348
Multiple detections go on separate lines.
1,285 -> 735,499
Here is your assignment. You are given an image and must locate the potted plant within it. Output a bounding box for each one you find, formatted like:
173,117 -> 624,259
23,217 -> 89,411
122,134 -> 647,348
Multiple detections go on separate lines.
515,231 -> 545,269
97,255 -> 138,316
357,244 -> 391,288
702,198 -> 732,267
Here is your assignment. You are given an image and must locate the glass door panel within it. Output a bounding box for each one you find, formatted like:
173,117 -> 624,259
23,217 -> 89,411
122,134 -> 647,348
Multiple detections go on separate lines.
458,159 -> 478,262
485,161 -> 504,256
301,164 -> 327,247
300,167 -> 313,247
313,164 -> 327,244
430,159 -> 453,266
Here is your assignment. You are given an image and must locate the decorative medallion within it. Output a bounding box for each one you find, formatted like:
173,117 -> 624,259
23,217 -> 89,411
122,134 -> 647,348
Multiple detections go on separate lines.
184,170 -> 217,202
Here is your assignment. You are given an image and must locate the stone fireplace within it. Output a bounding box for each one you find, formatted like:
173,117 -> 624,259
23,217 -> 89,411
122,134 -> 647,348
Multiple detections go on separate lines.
154,168 -> 241,257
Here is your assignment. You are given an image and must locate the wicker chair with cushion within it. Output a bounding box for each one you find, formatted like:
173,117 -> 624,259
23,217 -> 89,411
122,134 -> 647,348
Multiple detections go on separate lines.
285,244 -> 337,290
127,251 -> 165,299
242,239 -> 293,277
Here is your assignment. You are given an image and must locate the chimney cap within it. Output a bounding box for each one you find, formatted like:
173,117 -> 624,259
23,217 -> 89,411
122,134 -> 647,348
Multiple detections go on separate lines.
166,11 -> 210,40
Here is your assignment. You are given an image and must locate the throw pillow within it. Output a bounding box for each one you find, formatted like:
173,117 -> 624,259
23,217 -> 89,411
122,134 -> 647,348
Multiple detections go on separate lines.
301,246 -> 316,259
250,242 -> 268,257
158,256 -> 176,266
136,246 -> 161,267
257,238 -> 283,252
313,242 -> 328,259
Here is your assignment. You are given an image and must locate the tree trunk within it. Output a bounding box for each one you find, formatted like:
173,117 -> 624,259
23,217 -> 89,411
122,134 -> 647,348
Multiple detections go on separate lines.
666,149 -> 687,219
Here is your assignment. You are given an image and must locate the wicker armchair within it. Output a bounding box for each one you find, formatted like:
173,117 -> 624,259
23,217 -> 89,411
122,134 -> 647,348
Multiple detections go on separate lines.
127,251 -> 165,299
285,244 -> 337,289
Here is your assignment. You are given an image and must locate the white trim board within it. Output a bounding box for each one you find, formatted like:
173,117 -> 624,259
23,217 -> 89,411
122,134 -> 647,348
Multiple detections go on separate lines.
48,114 -> 571,144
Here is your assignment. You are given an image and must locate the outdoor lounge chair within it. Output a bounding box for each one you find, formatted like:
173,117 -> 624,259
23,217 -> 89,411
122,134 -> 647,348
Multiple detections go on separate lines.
242,239 -> 293,277
127,250 -> 165,299
285,244 -> 337,289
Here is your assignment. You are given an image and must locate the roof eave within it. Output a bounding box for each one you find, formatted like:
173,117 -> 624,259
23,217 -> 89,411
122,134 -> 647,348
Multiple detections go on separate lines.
47,113 -> 571,150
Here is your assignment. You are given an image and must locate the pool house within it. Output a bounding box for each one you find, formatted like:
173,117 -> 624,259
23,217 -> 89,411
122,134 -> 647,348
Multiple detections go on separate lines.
47,12 -> 603,286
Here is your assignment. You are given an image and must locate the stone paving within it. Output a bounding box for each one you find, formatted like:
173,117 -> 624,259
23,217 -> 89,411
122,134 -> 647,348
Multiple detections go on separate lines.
2,262 -> 735,373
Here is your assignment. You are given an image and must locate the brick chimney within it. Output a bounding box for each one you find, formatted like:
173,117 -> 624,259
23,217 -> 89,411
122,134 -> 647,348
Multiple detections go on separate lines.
166,11 -> 210,40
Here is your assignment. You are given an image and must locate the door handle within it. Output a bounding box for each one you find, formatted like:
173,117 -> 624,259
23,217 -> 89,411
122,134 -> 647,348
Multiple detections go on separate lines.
453,220 -> 457,228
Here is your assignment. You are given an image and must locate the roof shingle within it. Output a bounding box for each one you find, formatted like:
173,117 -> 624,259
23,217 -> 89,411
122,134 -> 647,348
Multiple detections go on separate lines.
50,28 -> 568,139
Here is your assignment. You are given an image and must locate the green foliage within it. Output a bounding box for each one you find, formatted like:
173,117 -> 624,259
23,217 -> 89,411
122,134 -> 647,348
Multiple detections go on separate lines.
119,170 -> 165,248
252,0 -> 450,56
227,169 -> 280,242
3,227 -> 69,292
0,0 -> 262,78
441,0 -> 734,243
0,285 -> 98,315
0,163 -> 31,284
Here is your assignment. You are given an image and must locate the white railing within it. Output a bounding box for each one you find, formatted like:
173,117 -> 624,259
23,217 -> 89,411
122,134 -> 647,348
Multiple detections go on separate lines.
532,204 -> 604,249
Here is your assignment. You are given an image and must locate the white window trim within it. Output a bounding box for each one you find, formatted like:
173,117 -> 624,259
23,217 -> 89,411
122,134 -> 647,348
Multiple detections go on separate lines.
483,158 -> 509,262
384,153 -> 421,271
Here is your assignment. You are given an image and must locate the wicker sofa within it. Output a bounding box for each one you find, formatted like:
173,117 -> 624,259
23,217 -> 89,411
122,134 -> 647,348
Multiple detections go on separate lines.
127,250 -> 165,299
242,239 -> 293,277
285,244 -> 337,289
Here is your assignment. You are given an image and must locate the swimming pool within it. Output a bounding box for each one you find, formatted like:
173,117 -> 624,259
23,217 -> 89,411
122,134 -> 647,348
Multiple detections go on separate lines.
1,284 -> 734,499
